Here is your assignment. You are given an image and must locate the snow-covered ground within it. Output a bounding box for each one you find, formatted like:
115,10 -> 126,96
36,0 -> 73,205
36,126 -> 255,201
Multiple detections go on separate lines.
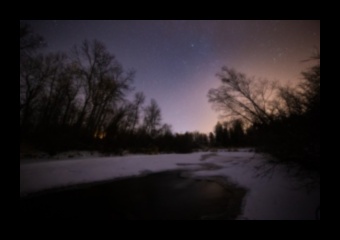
20,150 -> 320,220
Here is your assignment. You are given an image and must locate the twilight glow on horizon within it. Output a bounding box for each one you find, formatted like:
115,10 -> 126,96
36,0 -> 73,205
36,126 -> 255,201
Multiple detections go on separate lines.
22,20 -> 320,134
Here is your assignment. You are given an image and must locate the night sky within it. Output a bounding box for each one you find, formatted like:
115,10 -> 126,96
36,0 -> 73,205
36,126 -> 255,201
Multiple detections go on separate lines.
22,20 -> 320,134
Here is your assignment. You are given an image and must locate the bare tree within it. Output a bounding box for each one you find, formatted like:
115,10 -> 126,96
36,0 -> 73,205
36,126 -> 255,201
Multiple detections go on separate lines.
143,99 -> 162,137
300,53 -> 320,113
72,39 -> 134,133
207,67 -> 278,125
277,53 -> 320,118
37,52 -> 68,128
59,62 -> 82,126
278,85 -> 305,117
159,123 -> 172,136
129,92 -> 145,134
20,54 -> 49,129
20,23 -> 46,129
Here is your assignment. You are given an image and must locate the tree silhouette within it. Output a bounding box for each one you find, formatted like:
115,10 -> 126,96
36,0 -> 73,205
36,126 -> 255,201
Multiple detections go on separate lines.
207,54 -> 320,172
20,23 -> 45,131
72,39 -> 134,134
229,120 -> 245,147
208,67 -> 278,125
209,132 -> 215,147
214,122 -> 224,147
143,99 -> 162,137
130,92 -> 145,134
301,53 -> 320,114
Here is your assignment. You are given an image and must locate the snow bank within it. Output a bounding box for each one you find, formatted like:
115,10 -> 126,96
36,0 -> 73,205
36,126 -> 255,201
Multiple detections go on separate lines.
20,150 -> 320,220
20,153 -> 203,196
191,152 -> 320,220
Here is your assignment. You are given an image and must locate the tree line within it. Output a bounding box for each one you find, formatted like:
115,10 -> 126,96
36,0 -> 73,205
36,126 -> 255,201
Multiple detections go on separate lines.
208,54 -> 320,172
20,24 -> 233,155
20,24 -> 203,155
20,23 -> 320,173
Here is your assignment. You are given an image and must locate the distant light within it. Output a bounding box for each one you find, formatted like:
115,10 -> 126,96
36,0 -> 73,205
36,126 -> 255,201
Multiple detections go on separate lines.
94,130 -> 106,140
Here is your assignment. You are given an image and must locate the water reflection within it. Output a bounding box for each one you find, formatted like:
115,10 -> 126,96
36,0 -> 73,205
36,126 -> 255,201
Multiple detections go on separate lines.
21,171 -> 247,220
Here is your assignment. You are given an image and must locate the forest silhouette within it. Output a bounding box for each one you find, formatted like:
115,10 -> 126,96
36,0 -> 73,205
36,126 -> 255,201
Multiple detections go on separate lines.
20,23 -> 320,173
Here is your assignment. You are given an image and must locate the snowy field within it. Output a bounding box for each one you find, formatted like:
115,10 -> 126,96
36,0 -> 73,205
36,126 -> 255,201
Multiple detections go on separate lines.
20,149 -> 320,220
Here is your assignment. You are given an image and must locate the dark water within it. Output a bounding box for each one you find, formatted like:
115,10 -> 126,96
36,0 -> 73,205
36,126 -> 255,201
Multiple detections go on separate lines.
20,171 -> 247,220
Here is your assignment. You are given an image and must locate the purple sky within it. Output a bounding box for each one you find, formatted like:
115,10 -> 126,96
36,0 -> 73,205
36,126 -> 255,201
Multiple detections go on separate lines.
22,20 -> 320,134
